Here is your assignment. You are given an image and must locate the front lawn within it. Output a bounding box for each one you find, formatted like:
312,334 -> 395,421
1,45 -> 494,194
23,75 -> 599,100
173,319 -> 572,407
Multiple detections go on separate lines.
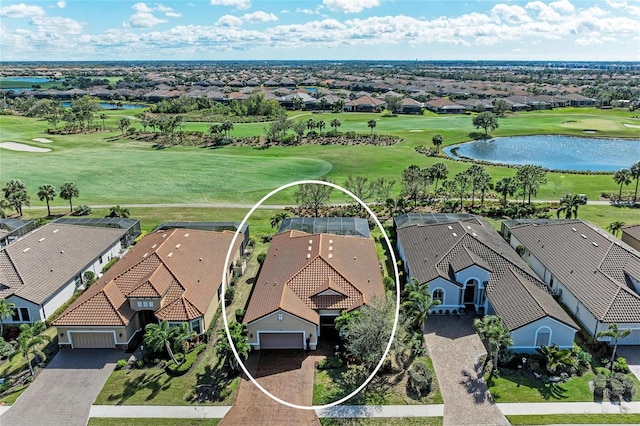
487,370 -> 597,402
506,414 -> 640,425
88,418 -> 220,426
320,418 -> 443,426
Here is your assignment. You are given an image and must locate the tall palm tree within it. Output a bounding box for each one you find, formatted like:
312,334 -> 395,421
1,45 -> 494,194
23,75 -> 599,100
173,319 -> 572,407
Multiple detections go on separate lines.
2,179 -> 30,216
431,133 -> 444,151
59,182 -> 79,212
317,120 -> 326,135
37,184 -> 56,217
0,298 -> 16,337
330,118 -> 341,132
105,205 -> 130,218
144,321 -> 181,365
597,323 -> 631,366
613,168 -> 632,203
556,193 -> 582,219
495,177 -> 518,206
367,119 -> 377,135
630,161 -> 640,205
215,322 -> 250,371
473,315 -> 513,379
607,221 -> 625,237
401,278 -> 439,331
270,211 -> 289,229
17,321 -> 51,376
430,163 -> 448,195
172,323 -> 197,355
99,113 -> 107,130
306,118 -> 316,132
221,120 -> 234,138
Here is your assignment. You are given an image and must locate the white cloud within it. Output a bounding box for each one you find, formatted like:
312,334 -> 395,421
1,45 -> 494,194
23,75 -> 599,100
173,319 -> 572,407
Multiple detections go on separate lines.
30,16 -> 84,34
210,0 -> 250,10
491,4 -> 532,24
128,2 -> 169,28
575,36 -> 604,45
0,3 -> 46,18
216,15 -> 243,27
57,0 -> 66,8
297,8 -> 316,15
242,11 -> 278,23
550,0 -> 575,13
323,0 -> 380,14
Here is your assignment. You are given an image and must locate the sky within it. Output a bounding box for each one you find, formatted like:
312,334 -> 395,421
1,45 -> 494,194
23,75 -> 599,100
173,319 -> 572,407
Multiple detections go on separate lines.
0,0 -> 639,61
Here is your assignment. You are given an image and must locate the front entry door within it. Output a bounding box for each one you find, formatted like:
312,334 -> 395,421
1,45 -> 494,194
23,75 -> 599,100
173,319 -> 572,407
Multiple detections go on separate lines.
464,283 -> 475,304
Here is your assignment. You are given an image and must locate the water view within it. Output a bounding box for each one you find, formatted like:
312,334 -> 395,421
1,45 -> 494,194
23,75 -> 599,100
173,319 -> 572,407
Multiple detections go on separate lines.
61,102 -> 146,110
444,135 -> 640,171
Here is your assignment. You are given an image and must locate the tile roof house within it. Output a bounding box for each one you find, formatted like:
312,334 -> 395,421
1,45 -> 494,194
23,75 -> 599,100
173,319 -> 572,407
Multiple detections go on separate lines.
0,223 -> 129,326
53,228 -> 243,349
244,230 -> 384,350
396,216 -> 578,352
424,97 -> 467,114
621,224 -> 640,253
343,95 -> 387,112
505,220 -> 640,345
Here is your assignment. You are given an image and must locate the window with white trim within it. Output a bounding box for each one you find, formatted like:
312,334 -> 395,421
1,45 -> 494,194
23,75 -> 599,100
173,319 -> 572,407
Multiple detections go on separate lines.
190,319 -> 202,334
433,288 -> 445,304
535,327 -> 551,347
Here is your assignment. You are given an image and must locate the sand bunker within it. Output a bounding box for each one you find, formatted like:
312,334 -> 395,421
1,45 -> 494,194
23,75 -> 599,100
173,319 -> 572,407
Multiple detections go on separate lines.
33,137 -> 52,143
408,130 -> 424,132
623,123 -> 640,129
0,142 -> 50,152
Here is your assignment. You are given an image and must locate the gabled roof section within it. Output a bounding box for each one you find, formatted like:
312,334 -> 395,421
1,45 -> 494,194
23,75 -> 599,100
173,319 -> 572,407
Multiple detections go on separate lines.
54,282 -> 132,326
155,297 -> 202,322
449,246 -> 492,274
312,276 -> 348,297
509,220 -> 640,323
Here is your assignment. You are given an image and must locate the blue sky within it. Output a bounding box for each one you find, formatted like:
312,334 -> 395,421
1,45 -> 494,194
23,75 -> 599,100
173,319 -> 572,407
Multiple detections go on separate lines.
0,0 -> 639,61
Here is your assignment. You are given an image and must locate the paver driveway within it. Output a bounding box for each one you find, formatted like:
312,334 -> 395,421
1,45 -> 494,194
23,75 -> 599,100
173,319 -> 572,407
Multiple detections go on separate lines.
618,346 -> 640,381
424,315 -> 509,426
220,350 -> 320,426
0,348 -> 123,426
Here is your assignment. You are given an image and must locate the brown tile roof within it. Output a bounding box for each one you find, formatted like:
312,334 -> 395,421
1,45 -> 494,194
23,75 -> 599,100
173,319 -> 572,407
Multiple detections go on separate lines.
509,221 -> 640,323
344,95 -> 386,107
244,231 -> 384,325
54,229 -> 242,327
0,223 -> 126,305
397,219 -> 577,331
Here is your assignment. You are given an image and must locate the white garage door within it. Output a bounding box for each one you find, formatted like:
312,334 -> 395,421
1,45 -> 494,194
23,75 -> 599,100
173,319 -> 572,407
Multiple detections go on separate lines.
259,332 -> 304,349
71,332 -> 115,349
621,330 -> 640,345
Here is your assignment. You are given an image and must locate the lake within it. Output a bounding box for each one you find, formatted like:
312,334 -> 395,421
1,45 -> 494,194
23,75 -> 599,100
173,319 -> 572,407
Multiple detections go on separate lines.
61,102 -> 146,110
443,135 -> 640,171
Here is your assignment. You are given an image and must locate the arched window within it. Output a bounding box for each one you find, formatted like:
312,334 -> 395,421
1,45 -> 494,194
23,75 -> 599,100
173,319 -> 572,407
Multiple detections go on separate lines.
433,288 -> 445,304
535,326 -> 551,347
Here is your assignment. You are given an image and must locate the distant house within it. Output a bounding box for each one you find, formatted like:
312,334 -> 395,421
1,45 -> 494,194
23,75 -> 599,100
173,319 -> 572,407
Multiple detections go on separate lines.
54,227 -> 244,349
0,223 -> 133,325
400,98 -> 424,114
343,95 -> 387,112
621,224 -> 640,252
244,228 -> 384,350
395,214 -> 578,352
505,219 -> 640,345
456,99 -> 494,112
0,219 -> 35,248
424,98 -> 467,114
558,93 -> 596,107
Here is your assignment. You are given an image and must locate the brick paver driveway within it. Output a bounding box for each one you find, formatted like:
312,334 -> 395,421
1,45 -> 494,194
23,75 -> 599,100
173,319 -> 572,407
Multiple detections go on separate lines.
220,350 -> 320,426
424,315 -> 509,425
618,346 -> 640,381
0,349 -> 123,426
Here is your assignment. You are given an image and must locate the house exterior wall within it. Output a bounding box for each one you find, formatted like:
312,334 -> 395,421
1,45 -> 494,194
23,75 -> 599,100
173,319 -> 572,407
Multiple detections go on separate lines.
621,231 -> 640,252
3,296 -> 41,324
58,314 -> 141,348
428,277 -> 462,313
510,317 -> 577,353
455,266 -> 490,289
247,310 -> 317,350
130,298 -> 161,311
41,279 -> 78,321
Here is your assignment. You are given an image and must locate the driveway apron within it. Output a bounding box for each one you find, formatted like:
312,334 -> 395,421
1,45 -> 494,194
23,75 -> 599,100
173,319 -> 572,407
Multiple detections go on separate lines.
617,346 -> 640,381
424,315 -> 509,425
0,349 -> 123,426
220,350 -> 320,426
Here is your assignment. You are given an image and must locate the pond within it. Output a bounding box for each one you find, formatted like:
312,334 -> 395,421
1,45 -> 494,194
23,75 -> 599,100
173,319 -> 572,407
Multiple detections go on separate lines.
443,135 -> 640,172
61,102 -> 146,110
1,77 -> 60,83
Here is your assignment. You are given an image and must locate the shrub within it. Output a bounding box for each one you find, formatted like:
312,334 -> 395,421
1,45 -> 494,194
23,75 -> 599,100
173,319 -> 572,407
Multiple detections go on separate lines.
235,308 -> 245,322
318,356 -> 343,370
613,356 -> 630,373
257,253 -> 266,264
574,349 -> 592,376
72,205 -> 92,216
101,257 -> 120,273
610,377 -> 625,400
383,276 -> 395,292
224,287 -> 235,305
408,360 -> 433,396
135,360 -> 145,369
594,373 -> 607,396
166,344 -> 206,376
115,359 -> 128,370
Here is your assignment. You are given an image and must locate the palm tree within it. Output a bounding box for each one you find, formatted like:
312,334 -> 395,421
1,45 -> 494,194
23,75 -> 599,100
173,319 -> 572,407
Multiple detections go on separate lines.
317,120 -> 326,135
613,168 -> 632,203
0,298 -> 16,337
597,323 -> 632,366
221,120 -> 234,138
432,133 -> 443,151
17,321 -> 51,376
2,179 -> 30,216
536,344 -> 576,375
401,278 -> 439,331
59,182 -> 79,212
330,118 -> 341,132
473,315 -> 513,379
37,184 -> 56,217
430,163 -> 448,195
215,322 -> 250,371
367,119 -> 377,135
557,193 -> 582,219
99,113 -> 107,130
270,211 -> 289,229
118,117 -> 131,135
607,221 -> 625,237
306,118 -> 316,132
494,177 -> 518,206
105,205 -> 130,218
630,161 -> 640,205
172,323 -> 197,355
144,321 -> 181,365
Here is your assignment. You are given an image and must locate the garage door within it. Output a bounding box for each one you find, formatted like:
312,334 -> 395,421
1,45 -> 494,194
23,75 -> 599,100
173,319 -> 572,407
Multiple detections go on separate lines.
71,332 -> 115,349
621,330 -> 640,345
259,332 -> 304,349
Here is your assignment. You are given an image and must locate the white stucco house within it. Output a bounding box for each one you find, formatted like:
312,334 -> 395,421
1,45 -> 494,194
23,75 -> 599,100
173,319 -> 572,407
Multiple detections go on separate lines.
396,214 -> 578,352
504,219 -> 640,346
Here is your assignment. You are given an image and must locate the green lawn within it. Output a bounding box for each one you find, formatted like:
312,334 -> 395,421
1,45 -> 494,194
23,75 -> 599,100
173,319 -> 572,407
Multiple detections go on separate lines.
320,418 -> 443,426
506,414 -> 640,425
0,327 -> 58,377
1,108 -> 639,208
88,418 -> 220,426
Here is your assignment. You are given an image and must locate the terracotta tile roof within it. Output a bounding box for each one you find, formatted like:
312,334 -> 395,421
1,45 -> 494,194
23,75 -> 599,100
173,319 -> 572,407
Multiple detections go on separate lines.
244,231 -> 384,325
397,219 -> 577,331
0,223 -> 126,305
509,221 -> 640,323
54,229 -> 242,327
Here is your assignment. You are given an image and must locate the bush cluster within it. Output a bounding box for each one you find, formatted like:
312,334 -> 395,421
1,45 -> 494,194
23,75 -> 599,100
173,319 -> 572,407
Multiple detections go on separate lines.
166,344 -> 206,376
317,356 -> 343,370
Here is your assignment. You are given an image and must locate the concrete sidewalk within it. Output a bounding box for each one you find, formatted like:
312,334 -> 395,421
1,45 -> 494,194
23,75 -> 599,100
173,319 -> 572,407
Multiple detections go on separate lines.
89,405 -> 232,418
497,401 -> 640,415
316,404 -> 445,418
